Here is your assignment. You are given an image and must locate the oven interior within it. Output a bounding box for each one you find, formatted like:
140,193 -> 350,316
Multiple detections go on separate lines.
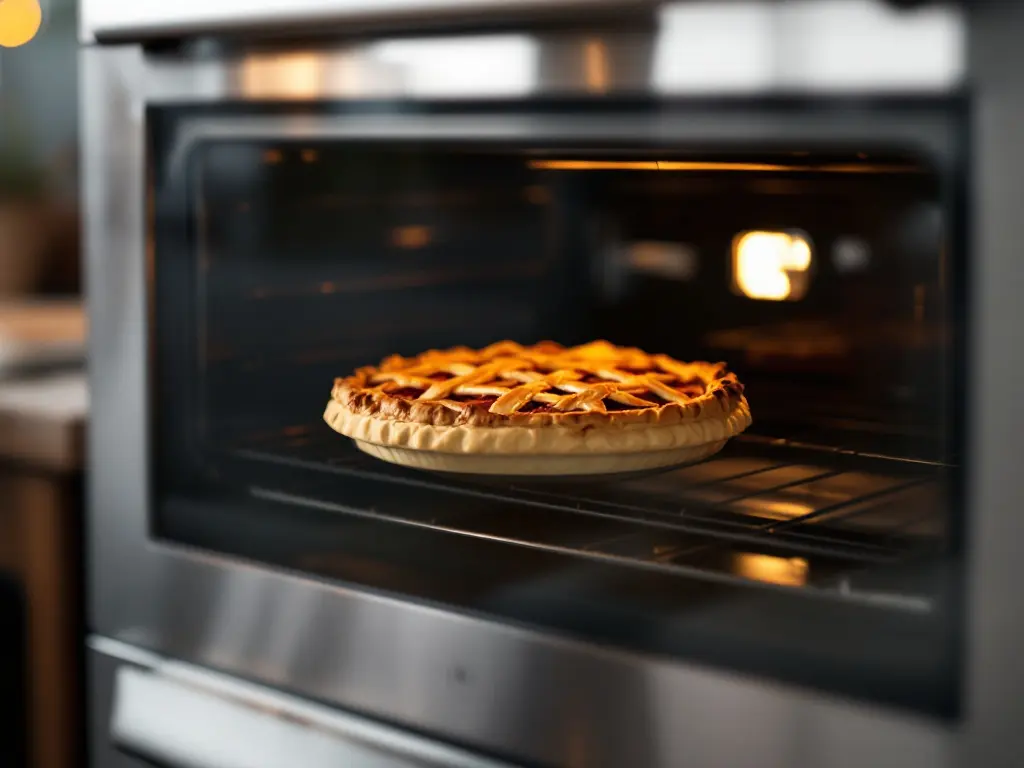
152,106 -> 962,715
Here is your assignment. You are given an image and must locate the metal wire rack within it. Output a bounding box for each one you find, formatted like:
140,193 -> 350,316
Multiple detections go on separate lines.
226,426 -> 950,611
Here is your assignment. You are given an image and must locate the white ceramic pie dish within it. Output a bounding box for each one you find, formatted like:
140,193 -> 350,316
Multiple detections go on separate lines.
351,436 -> 730,476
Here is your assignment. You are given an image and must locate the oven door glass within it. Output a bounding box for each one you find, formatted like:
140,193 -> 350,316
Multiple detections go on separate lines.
151,105 -> 962,715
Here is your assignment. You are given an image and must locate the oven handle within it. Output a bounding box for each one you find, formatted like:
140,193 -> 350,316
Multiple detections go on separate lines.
111,661 -> 512,768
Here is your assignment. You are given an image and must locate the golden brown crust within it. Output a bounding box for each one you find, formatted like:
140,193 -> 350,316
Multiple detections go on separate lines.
325,397 -> 752,456
329,340 -> 747,430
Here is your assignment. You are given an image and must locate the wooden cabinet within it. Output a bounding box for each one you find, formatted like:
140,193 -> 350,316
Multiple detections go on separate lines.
0,373 -> 85,768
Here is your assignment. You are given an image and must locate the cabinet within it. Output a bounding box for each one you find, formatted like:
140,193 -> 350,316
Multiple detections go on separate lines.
0,373 -> 86,768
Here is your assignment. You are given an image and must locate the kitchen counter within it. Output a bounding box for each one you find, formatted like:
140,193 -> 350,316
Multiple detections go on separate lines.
0,372 -> 86,471
0,369 -> 87,768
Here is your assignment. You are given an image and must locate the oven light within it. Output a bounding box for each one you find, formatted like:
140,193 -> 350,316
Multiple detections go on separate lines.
732,230 -> 813,301
527,160 -> 790,172
527,160 -> 920,173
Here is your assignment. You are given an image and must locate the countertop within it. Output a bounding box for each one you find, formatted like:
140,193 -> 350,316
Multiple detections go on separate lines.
0,371 -> 87,472
0,299 -> 87,472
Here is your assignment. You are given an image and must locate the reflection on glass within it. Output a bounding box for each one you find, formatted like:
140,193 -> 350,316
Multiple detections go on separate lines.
369,35 -> 538,97
391,226 -> 432,250
732,230 -> 813,301
742,499 -> 817,521
626,242 -> 698,281
241,53 -> 323,99
584,39 -> 609,92
733,553 -> 809,587
526,160 -> 917,172
528,160 -> 789,172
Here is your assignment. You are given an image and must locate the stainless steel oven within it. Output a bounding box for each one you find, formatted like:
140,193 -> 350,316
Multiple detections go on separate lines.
82,1 -> 1024,766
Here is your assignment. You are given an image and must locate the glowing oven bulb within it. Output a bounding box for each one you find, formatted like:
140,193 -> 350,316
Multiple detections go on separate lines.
732,230 -> 813,301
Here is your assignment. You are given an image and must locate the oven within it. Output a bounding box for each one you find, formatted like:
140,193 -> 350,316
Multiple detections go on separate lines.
82,2 -> 1024,766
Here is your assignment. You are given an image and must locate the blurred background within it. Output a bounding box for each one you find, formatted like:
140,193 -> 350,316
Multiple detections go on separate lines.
0,0 -> 79,297
0,2 -> 85,768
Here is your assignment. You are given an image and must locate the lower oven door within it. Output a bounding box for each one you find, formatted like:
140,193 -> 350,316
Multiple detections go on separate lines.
89,639 -> 511,768
87,633 -> 951,768
83,34 -> 975,768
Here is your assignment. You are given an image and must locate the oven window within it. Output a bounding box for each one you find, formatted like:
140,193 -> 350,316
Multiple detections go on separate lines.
152,111 -> 960,715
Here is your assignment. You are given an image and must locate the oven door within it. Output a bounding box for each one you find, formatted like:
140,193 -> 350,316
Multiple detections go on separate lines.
81,20 -> 1017,768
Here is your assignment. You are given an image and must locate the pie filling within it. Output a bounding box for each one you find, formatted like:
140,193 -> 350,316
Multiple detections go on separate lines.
381,382 -> 705,414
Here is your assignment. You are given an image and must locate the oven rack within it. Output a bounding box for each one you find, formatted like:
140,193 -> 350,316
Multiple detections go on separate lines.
222,428 -> 949,610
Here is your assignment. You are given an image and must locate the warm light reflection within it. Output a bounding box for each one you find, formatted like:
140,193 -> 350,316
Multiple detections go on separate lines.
733,553 -> 809,587
0,0 -> 42,48
528,160 -> 790,172
584,39 -> 609,92
240,52 -> 323,99
527,160 -> 919,173
732,230 -> 813,301
524,185 -> 549,205
391,226 -> 432,250
530,160 -> 658,171
813,164 -> 920,174
626,242 -> 698,281
753,500 -> 817,520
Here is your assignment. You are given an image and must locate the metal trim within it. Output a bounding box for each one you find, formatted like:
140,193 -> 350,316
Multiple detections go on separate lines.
81,0 -> 655,44
109,656 -> 512,768
81,2 -> 965,96
960,3 -> 1024,765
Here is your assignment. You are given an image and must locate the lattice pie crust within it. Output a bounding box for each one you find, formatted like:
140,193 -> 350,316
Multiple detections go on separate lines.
324,340 -> 752,475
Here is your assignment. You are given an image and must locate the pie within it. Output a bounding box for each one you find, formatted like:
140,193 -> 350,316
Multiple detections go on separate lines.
324,340 -> 751,476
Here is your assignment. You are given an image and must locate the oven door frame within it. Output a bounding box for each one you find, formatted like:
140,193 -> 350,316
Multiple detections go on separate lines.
81,29 -> 1011,767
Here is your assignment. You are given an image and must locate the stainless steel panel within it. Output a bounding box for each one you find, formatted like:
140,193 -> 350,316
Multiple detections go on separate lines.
83,46 -> 155,647
80,0 -> 654,43
961,3 -> 1024,765
104,641 -> 511,768
80,0 -> 965,96
82,38 -> 963,768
